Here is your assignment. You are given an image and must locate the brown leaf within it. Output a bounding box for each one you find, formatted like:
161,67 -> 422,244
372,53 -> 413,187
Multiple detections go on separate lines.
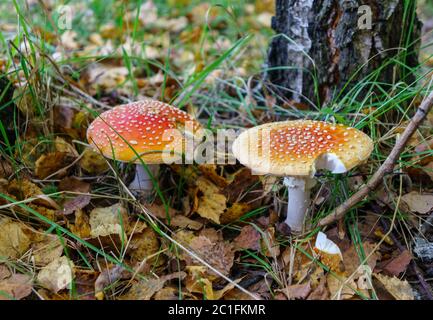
146,203 -> 178,220
185,231 -> 234,278
220,202 -> 251,224
129,228 -> 161,265
35,152 -> 74,179
233,225 -> 261,251
327,273 -> 357,300
58,194 -> 91,216
0,273 -> 32,300
8,179 -> 59,209
95,265 -> 130,299
382,250 -> 412,276
68,209 -> 91,238
171,215 -> 203,230
307,277 -> 329,300
342,242 -> 381,277
401,191 -> 433,214
58,176 -> 90,193
198,164 -> 229,188
120,272 -> 186,300
280,282 -> 312,300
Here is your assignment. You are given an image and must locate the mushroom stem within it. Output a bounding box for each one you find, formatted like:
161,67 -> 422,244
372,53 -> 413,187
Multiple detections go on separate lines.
128,164 -> 159,193
283,176 -> 316,233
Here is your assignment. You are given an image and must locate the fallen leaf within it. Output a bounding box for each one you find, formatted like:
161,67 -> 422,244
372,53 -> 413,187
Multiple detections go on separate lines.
220,202 -> 251,224
145,203 -> 178,220
171,215 -> 203,230
373,273 -> 414,300
31,233 -> 64,266
401,191 -> 433,214
95,265 -> 130,299
195,177 -> 227,224
89,203 -> 128,238
327,273 -> 357,300
342,242 -> 381,278
233,225 -> 261,251
184,231 -> 234,278
382,250 -> 412,277
37,256 -> 75,293
0,273 -> 32,300
68,209 -> 91,238
34,152 -> 74,179
54,137 -> 78,156
121,272 -> 186,300
279,282 -> 312,300
58,176 -> 90,193
58,194 -> 91,216
8,179 -> 59,209
198,164 -> 229,188
261,227 -> 280,257
79,148 -> 109,174
0,219 -> 31,259
128,228 -> 161,265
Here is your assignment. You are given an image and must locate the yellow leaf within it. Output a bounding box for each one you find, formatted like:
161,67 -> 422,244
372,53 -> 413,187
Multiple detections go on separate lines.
373,273 -> 414,300
195,177 -> 227,224
31,233 -> 63,266
0,219 -> 31,259
220,202 -> 251,224
79,148 -> 109,174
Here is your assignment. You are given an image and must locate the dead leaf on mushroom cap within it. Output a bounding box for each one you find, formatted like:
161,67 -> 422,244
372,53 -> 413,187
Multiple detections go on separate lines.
37,256 -> 75,293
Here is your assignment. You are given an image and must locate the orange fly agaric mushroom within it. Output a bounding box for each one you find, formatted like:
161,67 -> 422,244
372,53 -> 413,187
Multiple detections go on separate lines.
232,120 -> 373,233
87,99 -> 202,194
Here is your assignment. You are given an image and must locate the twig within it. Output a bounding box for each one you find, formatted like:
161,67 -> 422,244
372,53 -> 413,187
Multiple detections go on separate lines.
319,85 -> 433,227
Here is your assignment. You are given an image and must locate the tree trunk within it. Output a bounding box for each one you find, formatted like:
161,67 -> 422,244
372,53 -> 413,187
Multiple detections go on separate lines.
267,0 -> 421,106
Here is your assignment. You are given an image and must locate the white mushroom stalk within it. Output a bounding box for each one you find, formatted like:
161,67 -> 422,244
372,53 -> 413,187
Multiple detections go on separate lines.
231,120 -> 374,234
283,176 -> 316,232
128,164 -> 159,193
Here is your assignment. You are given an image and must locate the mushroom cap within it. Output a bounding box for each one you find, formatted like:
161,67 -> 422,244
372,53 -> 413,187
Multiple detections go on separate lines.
232,120 -> 373,176
87,99 -> 202,164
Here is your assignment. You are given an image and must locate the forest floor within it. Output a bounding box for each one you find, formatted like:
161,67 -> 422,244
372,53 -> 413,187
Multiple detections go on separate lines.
0,0 -> 433,300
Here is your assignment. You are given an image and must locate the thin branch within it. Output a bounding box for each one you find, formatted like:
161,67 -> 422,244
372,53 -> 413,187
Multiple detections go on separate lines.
319,85 -> 433,227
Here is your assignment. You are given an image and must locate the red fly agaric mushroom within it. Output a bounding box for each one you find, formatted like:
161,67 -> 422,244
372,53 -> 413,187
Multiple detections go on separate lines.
232,120 -> 373,233
87,99 -> 202,195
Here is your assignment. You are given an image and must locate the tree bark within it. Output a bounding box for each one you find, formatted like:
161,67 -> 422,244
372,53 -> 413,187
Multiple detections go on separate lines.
267,0 -> 421,105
